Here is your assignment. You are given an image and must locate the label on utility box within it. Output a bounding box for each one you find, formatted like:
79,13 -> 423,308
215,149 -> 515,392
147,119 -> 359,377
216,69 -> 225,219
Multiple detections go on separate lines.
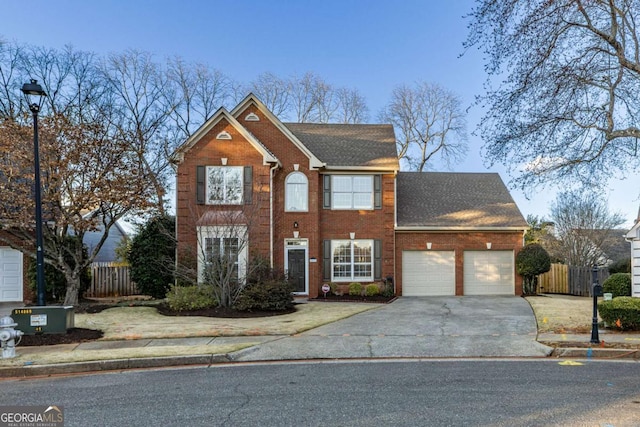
30,314 -> 48,326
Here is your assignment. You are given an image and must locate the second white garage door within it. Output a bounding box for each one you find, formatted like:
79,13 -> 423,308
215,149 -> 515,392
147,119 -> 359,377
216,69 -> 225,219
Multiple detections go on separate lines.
402,251 -> 455,296
463,250 -> 514,295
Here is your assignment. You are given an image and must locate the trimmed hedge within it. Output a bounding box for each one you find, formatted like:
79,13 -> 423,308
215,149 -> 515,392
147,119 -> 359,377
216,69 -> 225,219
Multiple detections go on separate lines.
598,297 -> 640,330
602,273 -> 631,298
234,280 -> 294,311
365,284 -> 380,296
166,285 -> 216,311
348,282 -> 362,296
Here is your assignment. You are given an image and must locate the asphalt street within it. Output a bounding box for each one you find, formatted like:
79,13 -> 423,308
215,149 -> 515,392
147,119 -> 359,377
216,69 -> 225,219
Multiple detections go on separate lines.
1,360 -> 639,426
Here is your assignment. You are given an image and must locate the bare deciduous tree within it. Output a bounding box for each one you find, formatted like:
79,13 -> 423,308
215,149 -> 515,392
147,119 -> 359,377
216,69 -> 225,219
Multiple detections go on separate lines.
335,87 -> 369,124
465,0 -> 640,189
379,82 -> 468,171
167,57 -> 232,139
550,191 -> 625,267
247,72 -> 291,118
100,49 -> 176,213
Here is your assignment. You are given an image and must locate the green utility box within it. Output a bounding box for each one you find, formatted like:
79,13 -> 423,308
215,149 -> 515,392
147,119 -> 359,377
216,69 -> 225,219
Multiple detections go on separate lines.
11,306 -> 75,335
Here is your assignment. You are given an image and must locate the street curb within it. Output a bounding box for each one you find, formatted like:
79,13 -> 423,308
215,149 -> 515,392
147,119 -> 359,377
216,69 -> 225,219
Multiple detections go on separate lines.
0,354 -> 232,379
3,346 -> 640,379
550,347 -> 640,359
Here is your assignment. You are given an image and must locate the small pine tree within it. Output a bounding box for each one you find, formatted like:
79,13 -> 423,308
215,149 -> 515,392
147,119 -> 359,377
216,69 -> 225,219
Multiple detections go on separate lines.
516,243 -> 551,295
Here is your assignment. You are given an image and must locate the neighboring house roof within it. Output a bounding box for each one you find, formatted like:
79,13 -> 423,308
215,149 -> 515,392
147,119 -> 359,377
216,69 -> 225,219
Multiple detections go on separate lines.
170,107 -> 278,166
396,172 -> 528,230
625,205 -> 640,241
284,123 -> 399,171
601,229 -> 632,262
83,219 -> 128,263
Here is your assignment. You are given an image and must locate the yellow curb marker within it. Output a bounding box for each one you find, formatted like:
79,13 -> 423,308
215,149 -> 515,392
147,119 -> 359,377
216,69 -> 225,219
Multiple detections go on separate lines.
558,360 -> 584,366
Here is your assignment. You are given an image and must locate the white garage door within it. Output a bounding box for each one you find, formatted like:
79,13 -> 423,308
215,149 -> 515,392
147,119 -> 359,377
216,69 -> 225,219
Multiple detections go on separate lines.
463,250 -> 514,295
402,251 -> 455,296
0,247 -> 23,302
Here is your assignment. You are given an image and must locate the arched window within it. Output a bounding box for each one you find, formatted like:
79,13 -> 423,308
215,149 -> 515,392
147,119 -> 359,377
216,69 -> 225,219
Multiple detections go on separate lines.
285,172 -> 308,212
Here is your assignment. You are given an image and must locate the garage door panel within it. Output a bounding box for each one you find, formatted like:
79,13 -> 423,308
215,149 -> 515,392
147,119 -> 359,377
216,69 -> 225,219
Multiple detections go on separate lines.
403,251 -> 455,296
464,251 -> 514,295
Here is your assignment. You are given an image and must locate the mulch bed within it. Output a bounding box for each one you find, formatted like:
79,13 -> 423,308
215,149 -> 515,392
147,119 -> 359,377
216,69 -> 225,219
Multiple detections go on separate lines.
20,328 -> 104,346
309,295 -> 396,303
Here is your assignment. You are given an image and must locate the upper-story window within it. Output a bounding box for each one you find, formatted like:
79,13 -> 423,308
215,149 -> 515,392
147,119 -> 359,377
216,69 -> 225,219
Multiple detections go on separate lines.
332,175 -> 373,210
285,172 -> 308,211
206,166 -> 243,204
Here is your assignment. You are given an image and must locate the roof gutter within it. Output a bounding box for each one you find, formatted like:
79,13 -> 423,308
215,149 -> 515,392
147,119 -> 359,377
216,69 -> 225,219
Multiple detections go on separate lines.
395,226 -> 529,232
322,166 -> 400,172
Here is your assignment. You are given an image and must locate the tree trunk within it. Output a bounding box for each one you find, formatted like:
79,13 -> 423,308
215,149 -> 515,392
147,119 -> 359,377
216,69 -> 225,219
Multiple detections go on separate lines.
64,285 -> 79,306
63,268 -> 82,306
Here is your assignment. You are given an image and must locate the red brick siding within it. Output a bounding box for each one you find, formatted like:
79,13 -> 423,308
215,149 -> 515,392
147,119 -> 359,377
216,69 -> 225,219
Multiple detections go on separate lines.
317,173 -> 395,296
175,117 -> 272,271
395,231 -> 524,295
238,105 -> 322,295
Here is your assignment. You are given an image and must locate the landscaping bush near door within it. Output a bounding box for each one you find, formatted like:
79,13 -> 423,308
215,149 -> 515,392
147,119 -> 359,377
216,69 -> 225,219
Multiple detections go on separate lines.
598,297 -> 640,330
602,273 -> 632,297
167,285 -> 216,311
233,280 -> 294,311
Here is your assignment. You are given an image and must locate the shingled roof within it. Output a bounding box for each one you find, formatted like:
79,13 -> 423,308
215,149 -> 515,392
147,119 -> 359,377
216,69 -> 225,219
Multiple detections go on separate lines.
284,123 -> 399,170
396,172 -> 528,229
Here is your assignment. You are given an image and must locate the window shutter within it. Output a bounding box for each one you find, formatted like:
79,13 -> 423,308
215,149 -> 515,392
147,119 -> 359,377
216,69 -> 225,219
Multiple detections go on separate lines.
323,240 -> 331,281
196,166 -> 205,205
244,166 -> 253,204
374,175 -> 382,209
323,175 -> 331,209
374,239 -> 382,280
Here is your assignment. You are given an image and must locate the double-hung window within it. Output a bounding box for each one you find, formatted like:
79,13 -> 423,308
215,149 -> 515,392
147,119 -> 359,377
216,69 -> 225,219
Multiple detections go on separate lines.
206,166 -> 243,204
332,175 -> 373,210
285,172 -> 308,211
331,240 -> 373,281
197,226 -> 248,283
204,237 -> 240,279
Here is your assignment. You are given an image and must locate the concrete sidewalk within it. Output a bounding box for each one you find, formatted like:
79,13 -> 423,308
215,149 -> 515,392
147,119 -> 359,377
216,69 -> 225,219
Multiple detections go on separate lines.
1,297 -> 639,378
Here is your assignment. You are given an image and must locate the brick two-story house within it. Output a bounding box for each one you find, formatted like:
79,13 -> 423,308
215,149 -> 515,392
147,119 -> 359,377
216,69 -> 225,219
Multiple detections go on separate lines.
171,94 -> 528,298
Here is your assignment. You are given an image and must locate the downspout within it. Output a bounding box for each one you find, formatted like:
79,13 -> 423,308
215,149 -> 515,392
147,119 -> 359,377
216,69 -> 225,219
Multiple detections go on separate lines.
269,163 -> 278,269
393,170 -> 398,295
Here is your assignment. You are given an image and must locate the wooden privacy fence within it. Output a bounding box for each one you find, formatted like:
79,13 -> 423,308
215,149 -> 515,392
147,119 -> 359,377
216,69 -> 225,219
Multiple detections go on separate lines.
87,262 -> 138,297
537,263 -> 610,296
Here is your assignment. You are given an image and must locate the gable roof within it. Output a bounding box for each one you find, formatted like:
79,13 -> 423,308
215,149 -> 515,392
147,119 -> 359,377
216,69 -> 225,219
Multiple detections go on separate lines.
625,205 -> 640,240
396,172 -> 528,230
284,123 -> 399,171
170,107 -> 278,165
231,94 -> 324,169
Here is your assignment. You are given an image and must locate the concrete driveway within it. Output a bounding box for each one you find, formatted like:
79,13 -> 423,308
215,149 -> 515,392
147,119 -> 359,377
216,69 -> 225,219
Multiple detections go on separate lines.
232,296 -> 552,361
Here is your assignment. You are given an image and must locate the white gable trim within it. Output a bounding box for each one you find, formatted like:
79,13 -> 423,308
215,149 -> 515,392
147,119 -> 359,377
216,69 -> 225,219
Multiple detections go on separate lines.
231,94 -> 325,169
170,107 -> 278,166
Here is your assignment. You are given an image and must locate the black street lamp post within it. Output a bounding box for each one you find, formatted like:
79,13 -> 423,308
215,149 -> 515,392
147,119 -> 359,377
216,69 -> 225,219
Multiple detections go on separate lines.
590,266 -> 603,344
21,79 -> 47,306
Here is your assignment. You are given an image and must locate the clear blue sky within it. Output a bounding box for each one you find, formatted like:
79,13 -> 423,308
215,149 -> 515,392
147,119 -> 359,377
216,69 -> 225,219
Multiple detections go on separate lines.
3,0 -> 639,227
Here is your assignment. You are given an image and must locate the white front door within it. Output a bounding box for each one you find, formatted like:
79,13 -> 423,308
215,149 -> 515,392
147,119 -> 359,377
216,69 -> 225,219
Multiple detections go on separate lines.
0,247 -> 23,302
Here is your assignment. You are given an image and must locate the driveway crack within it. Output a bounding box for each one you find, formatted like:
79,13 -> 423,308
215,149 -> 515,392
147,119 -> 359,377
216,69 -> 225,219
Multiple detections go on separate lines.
439,302 -> 451,336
